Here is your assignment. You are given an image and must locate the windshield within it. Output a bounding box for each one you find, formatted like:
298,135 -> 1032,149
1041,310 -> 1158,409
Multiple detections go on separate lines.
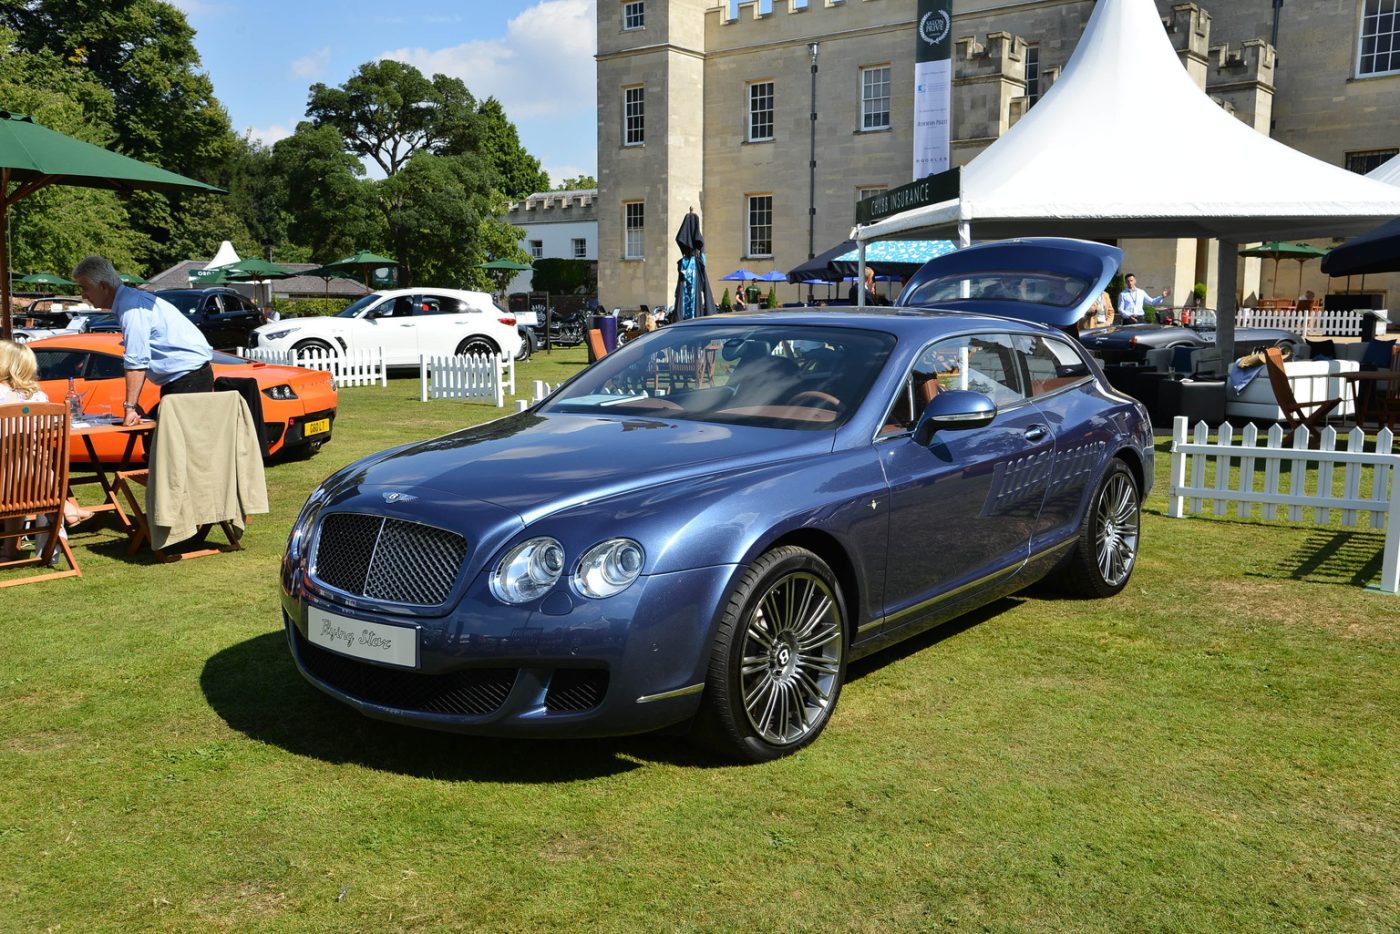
336,293 -> 384,318
903,270 -> 1091,308
543,323 -> 896,431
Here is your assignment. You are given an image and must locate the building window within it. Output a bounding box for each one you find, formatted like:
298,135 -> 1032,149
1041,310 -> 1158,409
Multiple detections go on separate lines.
1346,148 -> 1399,174
529,240 -> 543,259
572,237 -> 588,259
624,202 -> 644,258
1358,0 -> 1399,76
861,66 -> 891,131
856,186 -> 886,207
623,0 -> 645,30
748,81 -> 774,142
1025,44 -> 1041,105
746,195 -> 773,258
624,86 -> 645,146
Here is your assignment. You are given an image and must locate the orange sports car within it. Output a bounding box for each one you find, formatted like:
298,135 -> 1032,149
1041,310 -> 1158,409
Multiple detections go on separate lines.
28,333 -> 338,463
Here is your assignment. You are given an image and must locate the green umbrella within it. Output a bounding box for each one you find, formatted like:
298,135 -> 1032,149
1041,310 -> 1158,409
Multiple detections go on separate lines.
305,250 -> 398,289
477,258 -> 533,296
19,271 -> 75,290
118,271 -> 147,285
1238,241 -> 1330,298
0,109 -> 222,338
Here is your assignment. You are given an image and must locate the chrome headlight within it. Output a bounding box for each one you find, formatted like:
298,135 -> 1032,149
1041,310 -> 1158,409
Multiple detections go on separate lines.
264,328 -> 297,342
491,537 -> 566,604
286,487 -> 330,561
573,539 -> 644,599
262,383 -> 299,401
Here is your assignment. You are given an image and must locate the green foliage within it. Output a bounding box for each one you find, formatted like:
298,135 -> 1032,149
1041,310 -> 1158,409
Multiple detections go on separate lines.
555,174 -> 597,191
477,97 -> 548,199
765,286 -> 777,309
1193,281 -> 1209,305
719,287 -> 731,310
531,258 -> 595,295
270,296 -> 353,318
272,124 -> 380,263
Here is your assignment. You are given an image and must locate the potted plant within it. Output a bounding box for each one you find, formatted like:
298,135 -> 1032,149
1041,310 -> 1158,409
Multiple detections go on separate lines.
718,288 -> 731,312
1192,282 -> 1208,307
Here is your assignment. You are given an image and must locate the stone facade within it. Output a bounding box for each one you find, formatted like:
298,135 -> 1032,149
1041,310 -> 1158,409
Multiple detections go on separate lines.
596,0 -> 1399,310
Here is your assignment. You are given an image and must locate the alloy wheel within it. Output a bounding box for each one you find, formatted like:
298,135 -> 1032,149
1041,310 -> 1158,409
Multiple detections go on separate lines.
1095,472 -> 1139,587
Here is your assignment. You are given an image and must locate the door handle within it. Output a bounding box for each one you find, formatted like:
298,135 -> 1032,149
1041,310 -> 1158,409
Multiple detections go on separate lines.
1025,426 -> 1049,442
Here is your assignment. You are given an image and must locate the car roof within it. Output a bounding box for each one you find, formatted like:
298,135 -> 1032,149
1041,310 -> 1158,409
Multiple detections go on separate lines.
367,287 -> 495,301
665,307 -> 1066,339
154,287 -> 237,295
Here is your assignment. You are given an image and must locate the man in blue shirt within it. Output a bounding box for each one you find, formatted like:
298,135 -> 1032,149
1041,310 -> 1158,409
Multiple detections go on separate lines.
73,255 -> 214,426
1116,273 -> 1171,325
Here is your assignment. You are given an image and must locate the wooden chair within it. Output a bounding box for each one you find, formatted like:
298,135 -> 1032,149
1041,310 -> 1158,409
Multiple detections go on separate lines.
0,402 -> 81,587
1262,347 -> 1340,433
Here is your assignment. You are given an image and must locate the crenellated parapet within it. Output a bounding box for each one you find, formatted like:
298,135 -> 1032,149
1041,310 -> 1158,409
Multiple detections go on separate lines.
953,32 -> 1031,142
1208,38 -> 1276,133
1165,3 -> 1212,87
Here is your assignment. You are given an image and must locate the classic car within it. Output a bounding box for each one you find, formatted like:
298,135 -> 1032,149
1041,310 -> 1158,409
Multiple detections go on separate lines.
153,287 -> 265,351
252,288 -> 522,365
1075,311 -> 1303,365
279,238 -> 1153,761
28,333 -> 339,462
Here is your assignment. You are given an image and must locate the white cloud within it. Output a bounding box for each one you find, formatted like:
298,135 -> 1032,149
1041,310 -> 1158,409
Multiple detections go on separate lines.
380,0 -> 596,121
291,47 -> 332,80
246,124 -> 293,147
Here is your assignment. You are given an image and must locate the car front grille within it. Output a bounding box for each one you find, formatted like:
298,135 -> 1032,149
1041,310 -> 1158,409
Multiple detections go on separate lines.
545,669 -> 610,713
296,628 -> 516,716
313,512 -> 467,606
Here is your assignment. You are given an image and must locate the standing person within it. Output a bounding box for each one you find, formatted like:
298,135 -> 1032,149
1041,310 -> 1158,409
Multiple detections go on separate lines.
1116,273 -> 1170,325
260,303 -> 281,325
72,255 -> 213,426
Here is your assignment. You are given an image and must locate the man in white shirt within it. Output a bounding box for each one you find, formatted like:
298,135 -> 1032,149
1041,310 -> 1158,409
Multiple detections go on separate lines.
1117,273 -> 1170,325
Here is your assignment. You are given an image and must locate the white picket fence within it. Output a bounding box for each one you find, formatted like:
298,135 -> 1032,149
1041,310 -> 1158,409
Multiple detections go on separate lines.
239,346 -> 387,387
1168,416 -> 1400,593
418,354 -> 515,406
514,380 -> 555,412
1236,307 -> 1389,338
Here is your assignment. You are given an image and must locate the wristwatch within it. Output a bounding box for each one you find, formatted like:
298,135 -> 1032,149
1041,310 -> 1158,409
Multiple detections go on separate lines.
123,402 -> 138,411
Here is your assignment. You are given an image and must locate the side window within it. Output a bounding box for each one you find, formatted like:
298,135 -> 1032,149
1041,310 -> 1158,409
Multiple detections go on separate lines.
237,294 -> 259,313
880,333 -> 1026,437
86,353 -> 126,381
417,295 -> 470,316
1014,335 -> 1090,397
32,350 -> 88,381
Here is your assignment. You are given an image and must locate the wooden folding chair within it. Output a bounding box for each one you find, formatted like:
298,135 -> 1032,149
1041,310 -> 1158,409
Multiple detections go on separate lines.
0,402 -> 81,587
1263,347 -> 1340,433
113,468 -> 242,562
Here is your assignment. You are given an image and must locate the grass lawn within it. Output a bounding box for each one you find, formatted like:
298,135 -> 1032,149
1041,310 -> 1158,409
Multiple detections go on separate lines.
2,347 -> 1395,931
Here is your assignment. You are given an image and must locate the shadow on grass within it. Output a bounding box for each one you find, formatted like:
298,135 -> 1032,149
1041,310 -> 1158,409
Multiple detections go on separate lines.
201,632 -> 717,781
846,596 -> 1023,682
1248,527 -> 1386,588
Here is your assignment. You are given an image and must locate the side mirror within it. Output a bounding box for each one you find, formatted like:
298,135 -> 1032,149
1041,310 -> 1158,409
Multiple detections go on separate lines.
912,389 -> 997,445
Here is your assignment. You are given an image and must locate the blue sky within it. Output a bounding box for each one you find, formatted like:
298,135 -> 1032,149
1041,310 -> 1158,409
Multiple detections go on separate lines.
171,0 -> 598,187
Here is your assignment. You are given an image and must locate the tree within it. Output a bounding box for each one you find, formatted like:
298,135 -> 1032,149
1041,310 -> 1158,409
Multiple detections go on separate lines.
272,124 -> 380,263
556,175 -> 597,191
476,97 -> 547,199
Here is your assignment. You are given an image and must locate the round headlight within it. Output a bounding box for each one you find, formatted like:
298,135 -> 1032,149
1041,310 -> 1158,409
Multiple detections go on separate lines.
491,537 -> 566,604
573,539 -> 645,599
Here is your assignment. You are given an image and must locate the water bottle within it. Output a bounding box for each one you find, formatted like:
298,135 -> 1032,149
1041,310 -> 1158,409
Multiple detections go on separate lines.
65,377 -> 83,421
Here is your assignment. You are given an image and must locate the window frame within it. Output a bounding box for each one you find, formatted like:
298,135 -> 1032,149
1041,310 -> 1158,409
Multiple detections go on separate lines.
1024,44 -> 1041,105
1345,147 -> 1399,175
745,194 -> 774,259
622,0 -> 645,31
1357,0 -> 1400,78
572,237 -> 588,259
624,201 -> 645,259
623,85 -> 645,146
860,64 -> 892,132
747,80 -> 775,143
529,239 -> 544,260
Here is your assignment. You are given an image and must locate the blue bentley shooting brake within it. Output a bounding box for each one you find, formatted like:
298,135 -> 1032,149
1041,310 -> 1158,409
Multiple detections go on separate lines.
281,238 -> 1153,761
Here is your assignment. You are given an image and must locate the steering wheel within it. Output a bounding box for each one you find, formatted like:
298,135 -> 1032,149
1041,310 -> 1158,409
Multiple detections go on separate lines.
789,390 -> 841,410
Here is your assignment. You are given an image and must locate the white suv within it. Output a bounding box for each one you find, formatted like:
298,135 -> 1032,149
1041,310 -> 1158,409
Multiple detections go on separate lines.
253,288 -> 522,365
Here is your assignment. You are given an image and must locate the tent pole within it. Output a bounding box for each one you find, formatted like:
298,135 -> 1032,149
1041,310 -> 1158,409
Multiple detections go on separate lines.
1217,239 -> 1239,365
856,240 -> 867,308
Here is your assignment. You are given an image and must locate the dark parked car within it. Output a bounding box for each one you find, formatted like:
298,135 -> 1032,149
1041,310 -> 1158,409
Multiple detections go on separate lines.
154,287 -> 263,351
1075,311 -> 1302,365
279,238 -> 1154,761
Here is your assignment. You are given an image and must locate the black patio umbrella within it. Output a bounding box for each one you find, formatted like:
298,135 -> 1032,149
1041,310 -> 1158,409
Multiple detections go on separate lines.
786,240 -> 856,283
673,210 -> 716,320
1320,217 -> 1400,277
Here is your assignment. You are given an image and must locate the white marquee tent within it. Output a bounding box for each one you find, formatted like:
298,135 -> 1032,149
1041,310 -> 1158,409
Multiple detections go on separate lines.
1369,152 -> 1400,187
851,0 -> 1400,356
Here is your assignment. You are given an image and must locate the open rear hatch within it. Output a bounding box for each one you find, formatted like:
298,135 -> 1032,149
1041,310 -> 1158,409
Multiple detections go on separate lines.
894,237 -> 1122,329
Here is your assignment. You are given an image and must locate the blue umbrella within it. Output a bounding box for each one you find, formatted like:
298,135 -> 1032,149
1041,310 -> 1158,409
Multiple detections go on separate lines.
753,270 -> 788,282
719,268 -> 758,281
830,240 -> 958,279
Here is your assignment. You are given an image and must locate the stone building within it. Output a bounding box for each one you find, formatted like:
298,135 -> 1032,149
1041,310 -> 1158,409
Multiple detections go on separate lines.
596,0 -> 1398,311
503,189 -> 599,296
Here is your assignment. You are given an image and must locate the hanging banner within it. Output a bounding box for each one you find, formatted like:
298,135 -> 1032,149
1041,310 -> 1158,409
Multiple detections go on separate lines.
913,0 -> 953,179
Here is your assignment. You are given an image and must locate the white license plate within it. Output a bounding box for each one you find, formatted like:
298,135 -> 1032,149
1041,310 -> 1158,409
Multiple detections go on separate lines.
306,607 -> 418,668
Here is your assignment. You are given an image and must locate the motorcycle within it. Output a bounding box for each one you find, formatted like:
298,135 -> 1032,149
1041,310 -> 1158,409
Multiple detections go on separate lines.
545,309 -> 586,347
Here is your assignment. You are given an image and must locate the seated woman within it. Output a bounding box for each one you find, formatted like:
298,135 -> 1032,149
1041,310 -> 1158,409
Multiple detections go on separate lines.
0,340 -> 93,560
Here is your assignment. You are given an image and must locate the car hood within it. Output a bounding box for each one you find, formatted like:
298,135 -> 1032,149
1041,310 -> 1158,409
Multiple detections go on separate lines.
336,410 -> 833,525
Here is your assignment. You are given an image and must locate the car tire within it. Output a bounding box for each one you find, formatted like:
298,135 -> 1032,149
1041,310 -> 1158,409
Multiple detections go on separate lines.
1056,459 -> 1140,598
457,336 -> 500,358
693,546 -> 848,763
514,329 -> 534,362
292,338 -> 336,359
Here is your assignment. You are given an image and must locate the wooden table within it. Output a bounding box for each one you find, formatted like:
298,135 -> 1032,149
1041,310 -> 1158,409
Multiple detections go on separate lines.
68,420 -> 155,532
1338,370 -> 1400,430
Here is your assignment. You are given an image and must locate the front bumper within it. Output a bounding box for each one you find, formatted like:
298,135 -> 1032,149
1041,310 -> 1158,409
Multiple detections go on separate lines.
281,563 -> 736,738
276,407 -> 336,451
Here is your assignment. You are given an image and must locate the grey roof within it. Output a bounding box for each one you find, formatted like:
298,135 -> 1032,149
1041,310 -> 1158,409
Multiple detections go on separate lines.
144,259 -> 373,297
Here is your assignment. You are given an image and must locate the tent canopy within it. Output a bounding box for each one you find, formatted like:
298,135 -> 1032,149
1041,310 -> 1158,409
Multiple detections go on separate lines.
853,0 -> 1400,244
